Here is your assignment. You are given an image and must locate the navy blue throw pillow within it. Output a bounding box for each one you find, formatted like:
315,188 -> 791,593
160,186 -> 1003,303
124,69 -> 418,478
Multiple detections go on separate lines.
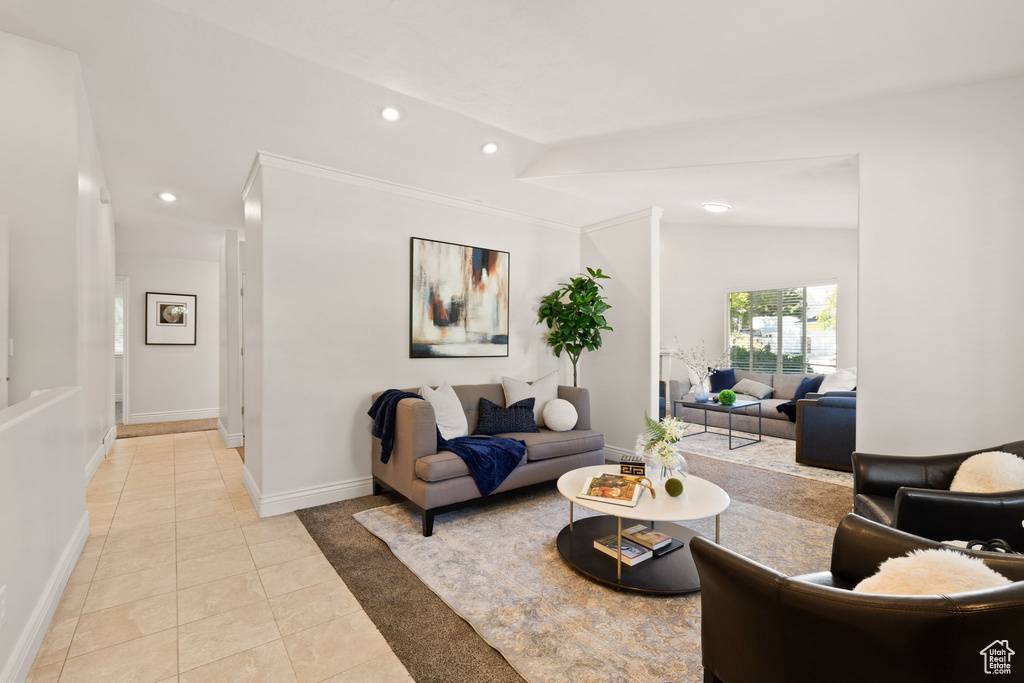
709,369 -> 736,393
474,397 -> 538,435
793,375 -> 825,402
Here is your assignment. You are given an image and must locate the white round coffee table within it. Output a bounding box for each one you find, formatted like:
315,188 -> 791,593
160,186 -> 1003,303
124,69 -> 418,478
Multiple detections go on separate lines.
555,464 -> 730,594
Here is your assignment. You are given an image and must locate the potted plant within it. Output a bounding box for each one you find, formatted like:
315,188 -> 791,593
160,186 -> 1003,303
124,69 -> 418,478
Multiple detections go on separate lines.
635,413 -> 690,484
537,267 -> 612,387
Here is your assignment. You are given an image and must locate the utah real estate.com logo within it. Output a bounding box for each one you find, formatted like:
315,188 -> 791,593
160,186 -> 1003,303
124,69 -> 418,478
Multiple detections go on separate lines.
981,640 -> 1014,675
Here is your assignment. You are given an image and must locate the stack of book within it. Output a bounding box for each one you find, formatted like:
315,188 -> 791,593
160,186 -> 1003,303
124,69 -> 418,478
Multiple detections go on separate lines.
593,524 -> 683,565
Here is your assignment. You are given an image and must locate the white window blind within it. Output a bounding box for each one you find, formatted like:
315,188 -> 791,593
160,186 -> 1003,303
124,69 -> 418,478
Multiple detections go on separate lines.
727,283 -> 837,374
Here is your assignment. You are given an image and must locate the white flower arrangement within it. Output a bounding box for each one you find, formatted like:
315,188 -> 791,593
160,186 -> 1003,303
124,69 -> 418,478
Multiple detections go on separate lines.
674,338 -> 731,386
635,414 -> 688,474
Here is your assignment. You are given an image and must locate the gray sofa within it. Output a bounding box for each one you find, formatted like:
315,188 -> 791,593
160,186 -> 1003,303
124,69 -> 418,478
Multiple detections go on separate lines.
670,370 -> 822,440
371,383 -> 605,536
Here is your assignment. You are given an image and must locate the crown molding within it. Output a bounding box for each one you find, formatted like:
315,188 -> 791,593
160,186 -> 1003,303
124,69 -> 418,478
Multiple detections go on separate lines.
242,151 -> 581,233
581,207 -> 664,233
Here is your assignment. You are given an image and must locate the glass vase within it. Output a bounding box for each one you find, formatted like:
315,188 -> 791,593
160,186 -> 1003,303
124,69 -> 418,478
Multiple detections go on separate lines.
693,382 -> 709,402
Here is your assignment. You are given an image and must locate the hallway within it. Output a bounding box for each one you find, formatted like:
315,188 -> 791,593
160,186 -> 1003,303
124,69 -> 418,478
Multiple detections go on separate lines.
27,431 -> 411,682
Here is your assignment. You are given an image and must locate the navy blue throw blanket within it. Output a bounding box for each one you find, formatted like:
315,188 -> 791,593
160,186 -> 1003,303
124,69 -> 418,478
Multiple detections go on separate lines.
368,389 -> 526,496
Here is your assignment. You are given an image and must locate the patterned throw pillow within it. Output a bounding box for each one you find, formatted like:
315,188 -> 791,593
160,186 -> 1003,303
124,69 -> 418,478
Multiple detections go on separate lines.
473,397 -> 538,435
731,378 -> 774,399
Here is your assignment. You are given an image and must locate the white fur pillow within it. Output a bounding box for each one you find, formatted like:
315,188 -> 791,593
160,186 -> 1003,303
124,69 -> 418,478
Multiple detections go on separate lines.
502,371 -> 558,428
950,451 -> 1024,493
853,549 -> 1011,595
419,382 -> 468,440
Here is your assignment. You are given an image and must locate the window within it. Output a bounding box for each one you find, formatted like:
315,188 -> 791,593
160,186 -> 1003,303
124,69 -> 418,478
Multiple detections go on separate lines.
727,283 -> 837,374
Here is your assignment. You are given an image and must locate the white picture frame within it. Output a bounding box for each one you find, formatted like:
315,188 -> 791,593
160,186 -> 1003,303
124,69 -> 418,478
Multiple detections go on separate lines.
145,291 -> 197,345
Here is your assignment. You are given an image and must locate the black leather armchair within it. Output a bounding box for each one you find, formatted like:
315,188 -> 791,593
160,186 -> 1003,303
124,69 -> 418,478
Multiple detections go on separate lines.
795,391 -> 856,471
853,440 -> 1024,550
692,514 -> 1024,683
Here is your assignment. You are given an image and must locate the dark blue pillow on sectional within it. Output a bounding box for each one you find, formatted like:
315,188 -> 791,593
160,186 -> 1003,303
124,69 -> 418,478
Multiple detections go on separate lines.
792,375 -> 825,402
474,397 -> 538,435
709,369 -> 736,393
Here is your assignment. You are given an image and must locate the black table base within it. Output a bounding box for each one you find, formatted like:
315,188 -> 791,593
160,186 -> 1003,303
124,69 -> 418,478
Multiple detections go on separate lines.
556,516 -> 702,595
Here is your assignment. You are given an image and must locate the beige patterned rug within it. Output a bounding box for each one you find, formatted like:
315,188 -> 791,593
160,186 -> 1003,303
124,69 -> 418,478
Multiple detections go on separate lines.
677,428 -> 854,487
354,489 -> 835,682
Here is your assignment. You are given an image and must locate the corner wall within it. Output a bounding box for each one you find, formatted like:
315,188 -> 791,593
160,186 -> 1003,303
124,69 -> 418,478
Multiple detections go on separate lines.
242,154 -> 581,515
580,209 -> 661,458
116,253 -> 219,424
218,231 -> 243,446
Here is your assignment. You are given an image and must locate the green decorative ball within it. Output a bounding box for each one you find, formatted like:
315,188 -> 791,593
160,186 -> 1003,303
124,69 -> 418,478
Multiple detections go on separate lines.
718,389 -> 737,406
665,478 -> 684,497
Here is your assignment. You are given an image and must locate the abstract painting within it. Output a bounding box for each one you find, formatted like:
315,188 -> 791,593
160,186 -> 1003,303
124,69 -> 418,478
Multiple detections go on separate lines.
410,237 -> 509,358
145,292 -> 197,345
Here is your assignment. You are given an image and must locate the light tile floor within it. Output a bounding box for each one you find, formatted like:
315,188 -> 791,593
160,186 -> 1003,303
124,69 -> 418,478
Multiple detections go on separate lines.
27,430 -> 413,683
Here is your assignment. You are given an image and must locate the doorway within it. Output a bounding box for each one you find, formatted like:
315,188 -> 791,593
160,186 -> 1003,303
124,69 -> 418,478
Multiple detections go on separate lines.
114,275 -> 128,425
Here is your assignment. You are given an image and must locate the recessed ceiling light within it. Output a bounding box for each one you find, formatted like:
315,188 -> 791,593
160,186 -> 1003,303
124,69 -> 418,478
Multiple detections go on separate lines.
158,192 -> 178,202
380,107 -> 401,122
702,202 -> 731,213
481,142 -> 499,155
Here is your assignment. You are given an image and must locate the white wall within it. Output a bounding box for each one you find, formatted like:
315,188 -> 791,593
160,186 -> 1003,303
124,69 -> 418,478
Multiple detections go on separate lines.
218,231 -> 243,446
527,76 -> 1024,456
661,223 -> 858,380
580,209 -> 661,457
242,155 -> 581,515
115,253 -> 219,423
0,387 -> 89,683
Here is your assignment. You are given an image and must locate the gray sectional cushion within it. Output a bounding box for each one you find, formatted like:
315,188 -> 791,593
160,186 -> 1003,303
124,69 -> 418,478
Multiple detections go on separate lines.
740,398 -> 790,420
734,369 -> 775,387
773,373 -> 821,400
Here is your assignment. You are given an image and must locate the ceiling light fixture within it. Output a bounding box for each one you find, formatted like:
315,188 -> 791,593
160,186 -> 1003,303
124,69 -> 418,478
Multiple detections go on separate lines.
701,202 -> 731,213
380,106 -> 401,122
158,192 -> 178,202
481,142 -> 499,155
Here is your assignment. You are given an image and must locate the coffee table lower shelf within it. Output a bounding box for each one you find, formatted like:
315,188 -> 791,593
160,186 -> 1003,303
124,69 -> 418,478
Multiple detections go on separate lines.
555,516 -> 702,595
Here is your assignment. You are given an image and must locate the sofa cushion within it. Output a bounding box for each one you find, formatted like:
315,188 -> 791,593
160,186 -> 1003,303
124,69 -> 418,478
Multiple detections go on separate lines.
773,373 -> 820,400
502,371 -> 558,428
501,429 -> 606,462
416,451 -> 471,482
740,398 -> 790,420
419,382 -> 469,440
732,378 -> 774,399
709,369 -> 736,392
733,369 -> 775,387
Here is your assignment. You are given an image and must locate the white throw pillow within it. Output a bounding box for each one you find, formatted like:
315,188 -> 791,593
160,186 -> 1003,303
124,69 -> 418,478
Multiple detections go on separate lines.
502,371 -> 558,428
686,366 -> 702,390
543,399 -> 578,432
853,549 -> 1011,595
950,451 -> 1024,493
418,382 -> 468,440
818,367 -> 857,393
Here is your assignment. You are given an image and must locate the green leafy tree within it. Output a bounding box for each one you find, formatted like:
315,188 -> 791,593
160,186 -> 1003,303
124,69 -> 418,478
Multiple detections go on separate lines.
537,267 -> 612,387
812,289 -> 838,332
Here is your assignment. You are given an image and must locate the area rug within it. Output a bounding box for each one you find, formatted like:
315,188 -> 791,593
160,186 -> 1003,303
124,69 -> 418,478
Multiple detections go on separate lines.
117,417 -> 218,438
678,428 -> 853,487
353,489 -> 835,683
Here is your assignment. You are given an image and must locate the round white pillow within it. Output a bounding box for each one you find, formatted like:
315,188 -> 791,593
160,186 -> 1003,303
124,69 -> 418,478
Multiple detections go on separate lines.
853,549 -> 1011,595
950,451 -> 1024,493
543,399 -> 578,432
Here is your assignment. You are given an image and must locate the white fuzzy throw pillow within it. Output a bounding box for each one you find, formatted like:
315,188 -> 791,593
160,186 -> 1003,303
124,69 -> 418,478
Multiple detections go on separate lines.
950,451 -> 1024,493
853,549 -> 1011,595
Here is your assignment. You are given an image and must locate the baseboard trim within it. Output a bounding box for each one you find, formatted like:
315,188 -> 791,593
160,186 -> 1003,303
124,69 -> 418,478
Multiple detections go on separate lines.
248,473 -> 374,518
128,408 -> 219,424
604,445 -> 634,462
2,512 -> 89,683
217,419 -> 243,448
84,442 -> 106,484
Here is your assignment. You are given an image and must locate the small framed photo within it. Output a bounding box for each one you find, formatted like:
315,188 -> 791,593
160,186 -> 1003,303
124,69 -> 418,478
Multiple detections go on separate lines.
145,292 -> 197,345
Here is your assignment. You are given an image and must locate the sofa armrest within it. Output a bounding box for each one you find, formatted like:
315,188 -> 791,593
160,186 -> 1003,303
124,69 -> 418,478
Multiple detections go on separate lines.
893,486 -> 1024,551
852,452 -> 935,497
829,514 -> 942,585
557,386 -> 591,430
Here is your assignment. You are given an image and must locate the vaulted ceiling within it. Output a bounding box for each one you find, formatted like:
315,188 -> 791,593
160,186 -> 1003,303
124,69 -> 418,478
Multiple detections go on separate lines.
2,1 -> 1023,256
